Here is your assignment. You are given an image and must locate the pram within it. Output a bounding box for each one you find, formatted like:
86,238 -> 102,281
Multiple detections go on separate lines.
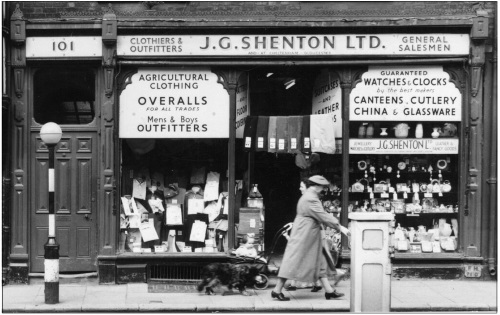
229,222 -> 293,290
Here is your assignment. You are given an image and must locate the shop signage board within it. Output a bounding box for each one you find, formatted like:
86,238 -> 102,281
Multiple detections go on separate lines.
349,66 -> 462,121
235,74 -> 249,139
349,138 -> 459,154
117,34 -> 469,56
312,69 -> 342,153
26,37 -> 102,58
119,68 -> 229,138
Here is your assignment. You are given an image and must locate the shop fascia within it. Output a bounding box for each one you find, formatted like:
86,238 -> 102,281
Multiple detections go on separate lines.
25,34 -> 470,59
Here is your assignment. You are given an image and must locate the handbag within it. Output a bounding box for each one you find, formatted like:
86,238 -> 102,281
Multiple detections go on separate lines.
321,225 -> 336,271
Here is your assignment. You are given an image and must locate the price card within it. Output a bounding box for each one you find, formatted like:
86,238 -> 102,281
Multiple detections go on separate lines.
381,193 -> 389,198
269,138 -> 276,149
304,137 -> 310,148
278,139 -> 285,150
257,137 -> 264,148
291,138 -> 297,149
424,193 -> 433,198
245,137 -> 251,148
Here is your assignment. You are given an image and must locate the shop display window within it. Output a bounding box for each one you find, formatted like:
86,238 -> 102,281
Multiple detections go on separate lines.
119,138 -> 229,254
347,65 -> 462,255
33,67 -> 95,125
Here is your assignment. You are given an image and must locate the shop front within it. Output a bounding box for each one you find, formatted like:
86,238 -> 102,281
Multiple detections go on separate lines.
4,2 -> 496,284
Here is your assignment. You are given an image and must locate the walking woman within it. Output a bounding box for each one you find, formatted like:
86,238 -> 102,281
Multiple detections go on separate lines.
271,175 -> 345,301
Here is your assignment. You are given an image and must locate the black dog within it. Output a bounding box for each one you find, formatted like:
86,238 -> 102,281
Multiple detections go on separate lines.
197,263 -> 261,296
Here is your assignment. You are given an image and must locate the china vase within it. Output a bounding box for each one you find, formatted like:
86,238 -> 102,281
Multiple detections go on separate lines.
380,128 -> 388,137
431,127 -> 440,138
415,123 -> 423,138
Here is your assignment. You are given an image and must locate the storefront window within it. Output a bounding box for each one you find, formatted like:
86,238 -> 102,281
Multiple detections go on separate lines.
33,68 -> 95,125
119,138 -> 229,253
348,65 -> 461,254
118,67 -> 230,254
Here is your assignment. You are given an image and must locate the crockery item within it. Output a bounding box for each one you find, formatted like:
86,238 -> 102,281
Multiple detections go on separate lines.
380,128 -> 388,137
431,127 -> 440,138
394,123 -> 410,138
415,123 -> 423,138
440,223 -> 452,237
418,225 -> 426,233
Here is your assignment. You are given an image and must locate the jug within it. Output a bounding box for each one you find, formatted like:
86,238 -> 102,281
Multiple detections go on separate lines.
394,123 -> 410,138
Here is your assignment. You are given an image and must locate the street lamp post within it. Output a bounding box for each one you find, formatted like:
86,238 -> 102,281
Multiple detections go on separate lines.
40,122 -> 62,304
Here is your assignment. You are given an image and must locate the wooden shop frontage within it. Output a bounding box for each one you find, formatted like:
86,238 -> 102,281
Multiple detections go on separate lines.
3,1 -> 497,284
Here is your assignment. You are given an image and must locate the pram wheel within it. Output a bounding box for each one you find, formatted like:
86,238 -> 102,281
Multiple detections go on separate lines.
254,273 -> 269,290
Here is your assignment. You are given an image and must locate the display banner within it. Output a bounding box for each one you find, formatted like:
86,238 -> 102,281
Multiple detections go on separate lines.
349,138 -> 459,154
119,68 -> 229,138
311,69 -> 342,153
117,34 -> 469,56
350,66 -> 462,121
235,74 -> 249,139
26,37 -> 102,58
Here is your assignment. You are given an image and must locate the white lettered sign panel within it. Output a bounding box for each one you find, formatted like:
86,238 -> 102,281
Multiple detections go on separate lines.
26,37 -> 102,58
119,68 -> 229,138
349,138 -> 459,154
117,34 -> 469,57
350,66 -> 462,121
235,74 -> 249,139
312,69 -> 342,137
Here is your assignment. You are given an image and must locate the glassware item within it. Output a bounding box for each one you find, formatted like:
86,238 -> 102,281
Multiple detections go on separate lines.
415,123 -> 423,138
366,123 -> 374,138
380,128 -> 388,137
358,124 -> 367,138
431,127 -> 440,138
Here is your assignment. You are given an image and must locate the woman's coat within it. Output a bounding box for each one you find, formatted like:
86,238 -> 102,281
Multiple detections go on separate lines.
278,187 -> 340,282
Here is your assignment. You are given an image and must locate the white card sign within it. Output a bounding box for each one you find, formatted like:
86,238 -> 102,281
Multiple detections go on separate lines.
350,66 -> 462,121
119,68 -> 229,138
349,138 -> 459,154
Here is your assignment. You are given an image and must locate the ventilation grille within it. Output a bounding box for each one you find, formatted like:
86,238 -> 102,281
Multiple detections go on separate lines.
149,264 -> 203,282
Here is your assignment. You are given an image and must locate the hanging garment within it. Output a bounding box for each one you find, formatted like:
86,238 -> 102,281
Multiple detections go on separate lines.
275,116 -> 288,153
242,116 -> 258,152
301,115 -> 311,154
287,116 -> 303,154
267,116 -> 278,153
255,116 -> 270,152
310,113 -> 336,154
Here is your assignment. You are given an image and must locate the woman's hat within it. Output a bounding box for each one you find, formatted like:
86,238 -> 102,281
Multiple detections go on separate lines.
308,175 -> 330,186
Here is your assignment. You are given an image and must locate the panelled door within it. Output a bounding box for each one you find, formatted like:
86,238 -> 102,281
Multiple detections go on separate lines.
30,130 -> 98,272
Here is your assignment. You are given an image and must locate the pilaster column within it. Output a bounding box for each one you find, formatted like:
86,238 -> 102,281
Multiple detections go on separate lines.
9,4 -> 29,283
464,13 -> 488,257
99,5 -> 117,257
212,68 -> 243,251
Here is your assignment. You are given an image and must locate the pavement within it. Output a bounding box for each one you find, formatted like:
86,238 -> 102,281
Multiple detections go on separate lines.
1,276 -> 497,313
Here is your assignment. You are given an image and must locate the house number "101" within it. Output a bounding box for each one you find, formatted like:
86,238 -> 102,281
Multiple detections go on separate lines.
52,41 -> 74,51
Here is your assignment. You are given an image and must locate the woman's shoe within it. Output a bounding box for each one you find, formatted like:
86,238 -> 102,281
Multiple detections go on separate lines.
271,291 -> 290,301
311,285 -> 322,292
325,290 -> 344,300
285,285 -> 297,291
